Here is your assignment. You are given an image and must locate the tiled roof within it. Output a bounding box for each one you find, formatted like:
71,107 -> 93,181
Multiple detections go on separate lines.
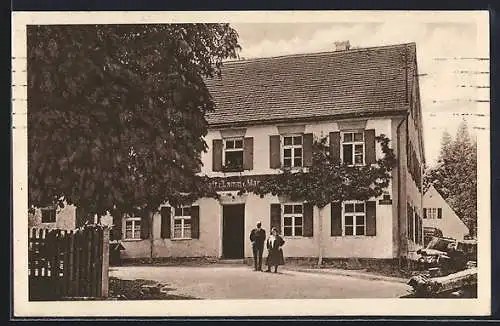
204,43 -> 417,126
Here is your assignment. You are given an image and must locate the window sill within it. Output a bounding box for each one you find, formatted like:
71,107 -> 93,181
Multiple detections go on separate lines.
222,167 -> 244,173
170,237 -> 193,241
283,236 -> 306,239
122,238 -> 143,242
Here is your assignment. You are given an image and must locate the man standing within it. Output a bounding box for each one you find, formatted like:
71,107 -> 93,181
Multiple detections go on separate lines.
249,222 -> 266,271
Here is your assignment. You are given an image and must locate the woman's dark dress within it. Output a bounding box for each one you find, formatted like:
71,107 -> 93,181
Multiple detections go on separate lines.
266,235 -> 285,266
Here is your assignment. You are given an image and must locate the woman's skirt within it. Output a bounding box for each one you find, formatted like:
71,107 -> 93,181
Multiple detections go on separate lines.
266,248 -> 285,266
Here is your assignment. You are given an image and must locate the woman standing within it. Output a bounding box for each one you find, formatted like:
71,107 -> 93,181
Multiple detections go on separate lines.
265,227 -> 285,273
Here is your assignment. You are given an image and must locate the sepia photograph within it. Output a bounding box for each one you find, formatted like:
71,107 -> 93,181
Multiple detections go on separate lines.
11,11 -> 490,317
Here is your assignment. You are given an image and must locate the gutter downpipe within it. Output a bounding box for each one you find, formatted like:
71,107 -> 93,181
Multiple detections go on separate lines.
396,112 -> 409,270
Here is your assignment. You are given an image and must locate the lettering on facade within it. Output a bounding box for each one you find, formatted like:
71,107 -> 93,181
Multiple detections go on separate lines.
208,175 -> 271,191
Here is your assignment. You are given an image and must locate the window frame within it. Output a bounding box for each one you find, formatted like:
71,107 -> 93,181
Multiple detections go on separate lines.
342,200 -> 367,236
222,137 -> 244,172
124,216 -> 142,241
427,208 -> 438,219
40,207 -> 56,223
341,131 -> 365,166
172,206 -> 192,240
281,134 -> 304,169
282,202 -> 304,238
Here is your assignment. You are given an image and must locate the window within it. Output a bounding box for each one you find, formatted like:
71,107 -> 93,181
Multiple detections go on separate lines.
41,207 -> 56,223
283,203 -> 303,237
342,131 -> 364,165
343,201 -> 366,236
173,206 -> 192,239
223,138 -> 244,172
282,135 -> 303,168
124,216 -> 141,240
425,208 -> 442,219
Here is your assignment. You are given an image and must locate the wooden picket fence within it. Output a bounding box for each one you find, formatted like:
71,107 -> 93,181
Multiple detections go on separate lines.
28,226 -> 110,301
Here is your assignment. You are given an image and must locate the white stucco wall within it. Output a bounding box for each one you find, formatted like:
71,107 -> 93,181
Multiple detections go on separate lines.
28,204 -> 77,230
201,118 -> 393,177
121,118 -> 399,259
423,186 -> 469,241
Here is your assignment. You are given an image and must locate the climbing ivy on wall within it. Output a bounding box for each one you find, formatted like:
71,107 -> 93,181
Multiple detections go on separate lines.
145,134 -> 396,209
236,134 -> 397,208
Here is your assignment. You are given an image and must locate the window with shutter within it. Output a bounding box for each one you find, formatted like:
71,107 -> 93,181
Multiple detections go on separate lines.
41,207 -> 56,223
282,203 -> 304,237
342,201 -> 366,236
437,208 -> 442,219
282,135 -> 303,168
223,138 -> 244,172
124,214 -> 142,240
341,131 -> 365,166
172,206 -> 192,239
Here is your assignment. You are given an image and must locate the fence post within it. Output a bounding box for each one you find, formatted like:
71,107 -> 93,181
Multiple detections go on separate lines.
100,227 -> 110,297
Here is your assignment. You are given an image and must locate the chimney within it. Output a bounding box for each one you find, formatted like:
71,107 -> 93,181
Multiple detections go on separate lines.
334,40 -> 351,51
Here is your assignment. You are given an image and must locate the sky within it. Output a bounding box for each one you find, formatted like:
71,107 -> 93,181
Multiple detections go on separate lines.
229,21 -> 489,167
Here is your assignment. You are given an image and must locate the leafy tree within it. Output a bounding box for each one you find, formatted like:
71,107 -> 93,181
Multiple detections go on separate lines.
424,121 -> 477,237
28,24 -> 240,217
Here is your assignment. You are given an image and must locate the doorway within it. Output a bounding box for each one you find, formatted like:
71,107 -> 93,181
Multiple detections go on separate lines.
222,204 -> 245,259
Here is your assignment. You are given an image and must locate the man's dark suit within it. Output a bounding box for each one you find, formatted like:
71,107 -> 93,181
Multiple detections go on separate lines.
250,227 -> 266,270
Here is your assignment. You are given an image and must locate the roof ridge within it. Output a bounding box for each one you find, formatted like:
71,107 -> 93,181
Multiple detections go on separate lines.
224,42 -> 416,65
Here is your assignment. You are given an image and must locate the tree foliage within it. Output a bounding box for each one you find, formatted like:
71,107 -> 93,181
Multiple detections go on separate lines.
238,135 -> 397,208
424,122 -> 477,236
28,24 -> 240,215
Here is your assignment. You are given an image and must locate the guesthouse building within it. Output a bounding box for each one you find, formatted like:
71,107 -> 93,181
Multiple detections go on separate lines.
114,42 -> 427,264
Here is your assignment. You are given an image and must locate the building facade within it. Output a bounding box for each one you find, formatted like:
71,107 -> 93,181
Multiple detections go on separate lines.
423,185 -> 469,241
116,42 -> 426,262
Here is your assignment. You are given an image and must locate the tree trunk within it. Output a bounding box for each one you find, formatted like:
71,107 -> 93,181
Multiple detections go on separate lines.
317,207 -> 323,266
148,210 -> 154,262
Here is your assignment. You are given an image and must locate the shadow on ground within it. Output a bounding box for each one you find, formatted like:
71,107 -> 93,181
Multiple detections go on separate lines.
109,277 -> 199,300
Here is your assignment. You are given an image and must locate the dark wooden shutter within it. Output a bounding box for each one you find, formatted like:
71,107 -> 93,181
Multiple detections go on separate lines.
423,208 -> 427,219
270,204 -> 282,234
364,129 -> 376,164
243,137 -> 254,170
212,139 -> 223,172
191,205 -> 200,239
303,203 -> 314,237
366,201 -> 377,236
112,209 -> 122,240
140,210 -> 150,240
160,206 -> 171,239
329,132 -> 341,164
269,135 -> 281,169
76,206 -> 87,228
437,208 -> 442,219
331,201 -> 342,236
303,133 -> 313,167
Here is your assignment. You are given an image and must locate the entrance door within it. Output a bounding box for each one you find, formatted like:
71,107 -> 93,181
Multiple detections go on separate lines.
222,204 -> 245,259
